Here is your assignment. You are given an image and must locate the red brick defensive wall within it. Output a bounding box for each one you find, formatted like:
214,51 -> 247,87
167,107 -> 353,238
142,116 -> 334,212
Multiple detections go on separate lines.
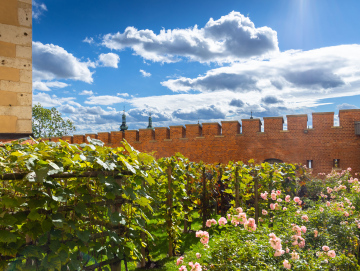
21,109 -> 360,174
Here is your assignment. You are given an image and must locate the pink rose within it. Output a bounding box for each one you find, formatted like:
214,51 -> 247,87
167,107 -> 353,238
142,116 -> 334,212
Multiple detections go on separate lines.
271,192 -> 277,200
301,226 -> 307,233
294,197 -> 300,203
301,215 -> 309,222
261,192 -> 268,200
262,209 -> 268,215
283,259 -> 291,269
328,250 -> 336,258
274,249 -> 285,256
218,217 -> 227,226
322,246 -> 330,252
270,203 -> 275,210
177,256 -> 184,266
285,195 -> 291,202
196,253 -> 201,258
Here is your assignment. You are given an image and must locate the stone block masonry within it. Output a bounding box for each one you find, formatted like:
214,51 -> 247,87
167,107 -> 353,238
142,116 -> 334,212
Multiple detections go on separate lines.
0,0 -> 32,137
45,110 -> 360,175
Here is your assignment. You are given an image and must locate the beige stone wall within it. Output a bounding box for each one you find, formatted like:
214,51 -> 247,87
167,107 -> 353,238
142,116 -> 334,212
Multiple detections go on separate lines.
0,0 -> 32,134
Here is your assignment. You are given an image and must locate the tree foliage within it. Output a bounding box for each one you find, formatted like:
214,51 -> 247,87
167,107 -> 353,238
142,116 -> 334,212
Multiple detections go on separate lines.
32,104 -> 76,138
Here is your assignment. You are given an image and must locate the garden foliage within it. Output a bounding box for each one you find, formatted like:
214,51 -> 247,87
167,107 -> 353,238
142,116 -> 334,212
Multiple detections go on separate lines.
1,138 -> 360,270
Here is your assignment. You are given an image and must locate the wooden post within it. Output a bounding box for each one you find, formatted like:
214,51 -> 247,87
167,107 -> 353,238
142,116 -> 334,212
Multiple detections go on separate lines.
110,178 -> 125,271
254,176 -> 259,225
202,167 -> 207,229
140,179 -> 146,267
234,166 -> 240,208
184,173 -> 189,233
167,166 -> 173,257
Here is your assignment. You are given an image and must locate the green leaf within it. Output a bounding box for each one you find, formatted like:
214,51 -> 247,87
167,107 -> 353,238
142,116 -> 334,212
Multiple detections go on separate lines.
76,230 -> 90,243
49,239 -> 61,252
41,219 -> 53,232
74,202 -> 88,216
96,157 -> 109,170
119,156 -> 136,174
51,213 -> 64,227
28,209 -> 42,221
21,245 -> 43,258
35,167 -> 49,182
0,213 -> 17,227
0,230 -> 17,243
58,249 -> 68,263
0,196 -> 19,208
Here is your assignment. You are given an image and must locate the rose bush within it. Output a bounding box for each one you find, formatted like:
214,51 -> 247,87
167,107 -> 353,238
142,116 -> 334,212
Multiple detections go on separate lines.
166,168 -> 360,270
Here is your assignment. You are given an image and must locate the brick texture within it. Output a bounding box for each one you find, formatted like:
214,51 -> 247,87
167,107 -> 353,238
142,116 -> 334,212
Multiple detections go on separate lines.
42,110 -> 360,175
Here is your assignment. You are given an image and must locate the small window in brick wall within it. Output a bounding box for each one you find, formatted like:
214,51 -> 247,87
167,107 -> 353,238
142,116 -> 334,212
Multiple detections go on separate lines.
307,160 -> 313,169
333,159 -> 340,168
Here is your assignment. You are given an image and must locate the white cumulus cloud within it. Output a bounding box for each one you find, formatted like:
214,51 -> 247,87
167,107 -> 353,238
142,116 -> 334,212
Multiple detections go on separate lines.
83,37 -> 94,44
79,90 -> 94,96
85,95 -> 126,105
97,53 -> 120,68
102,11 -> 278,63
32,41 -> 95,83
33,92 -> 77,107
161,45 -> 360,104
33,81 -> 69,91
140,69 -> 151,77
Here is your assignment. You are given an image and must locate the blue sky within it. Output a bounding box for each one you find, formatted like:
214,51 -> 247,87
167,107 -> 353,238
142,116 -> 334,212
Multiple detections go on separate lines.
32,0 -> 360,134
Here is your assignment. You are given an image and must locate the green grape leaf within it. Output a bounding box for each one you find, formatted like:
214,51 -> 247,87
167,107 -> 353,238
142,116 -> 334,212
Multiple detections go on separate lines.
76,230 -> 90,243
0,230 -> 17,243
27,209 -> 42,221
74,202 -> 88,216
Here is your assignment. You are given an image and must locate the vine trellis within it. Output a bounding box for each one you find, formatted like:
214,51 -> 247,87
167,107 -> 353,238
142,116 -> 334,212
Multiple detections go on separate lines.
0,137 -> 299,270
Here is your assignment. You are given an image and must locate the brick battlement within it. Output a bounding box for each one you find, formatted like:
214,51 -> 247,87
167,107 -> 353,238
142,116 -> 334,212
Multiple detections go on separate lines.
47,109 -> 360,174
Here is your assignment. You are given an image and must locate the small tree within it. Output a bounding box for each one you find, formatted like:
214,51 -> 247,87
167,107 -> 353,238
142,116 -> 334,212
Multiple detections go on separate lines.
32,103 -> 76,138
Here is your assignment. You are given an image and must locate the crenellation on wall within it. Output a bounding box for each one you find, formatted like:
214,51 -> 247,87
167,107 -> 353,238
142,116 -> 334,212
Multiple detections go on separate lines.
124,130 -> 139,144
85,134 -> 98,143
286,114 -> 308,130
169,126 -> 186,139
312,112 -> 334,129
186,124 -> 202,138
40,111 -> 360,175
241,119 -> 262,134
61,135 -> 73,143
339,109 -> 360,130
221,121 -> 240,136
98,132 -> 111,144
154,127 -> 170,140
263,117 -> 284,133
202,122 -> 221,137
73,135 -> 85,144
109,131 -> 123,146
139,129 -> 155,141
